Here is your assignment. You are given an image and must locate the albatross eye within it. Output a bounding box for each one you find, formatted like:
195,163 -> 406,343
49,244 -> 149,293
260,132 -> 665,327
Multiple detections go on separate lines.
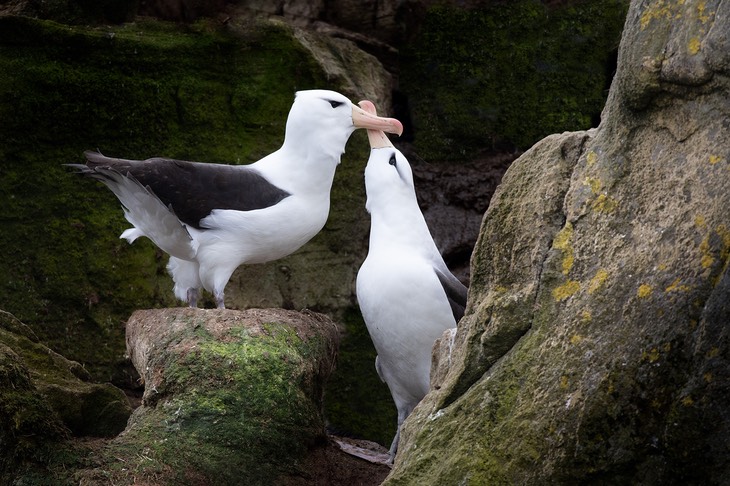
328,100 -> 343,108
389,154 -> 397,166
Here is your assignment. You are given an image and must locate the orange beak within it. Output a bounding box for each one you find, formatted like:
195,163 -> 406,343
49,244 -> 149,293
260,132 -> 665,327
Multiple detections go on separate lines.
356,100 -> 396,148
352,102 -> 403,138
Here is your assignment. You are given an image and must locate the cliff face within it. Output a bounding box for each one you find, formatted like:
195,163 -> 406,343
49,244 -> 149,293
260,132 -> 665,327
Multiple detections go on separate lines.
387,0 -> 730,483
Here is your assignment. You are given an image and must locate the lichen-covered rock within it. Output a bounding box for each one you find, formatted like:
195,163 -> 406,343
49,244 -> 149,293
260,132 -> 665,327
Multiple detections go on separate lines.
387,0 -> 730,484
75,307 -> 340,485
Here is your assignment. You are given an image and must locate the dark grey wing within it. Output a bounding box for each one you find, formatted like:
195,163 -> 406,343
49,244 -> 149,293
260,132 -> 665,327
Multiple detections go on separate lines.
73,151 -> 290,229
435,268 -> 468,323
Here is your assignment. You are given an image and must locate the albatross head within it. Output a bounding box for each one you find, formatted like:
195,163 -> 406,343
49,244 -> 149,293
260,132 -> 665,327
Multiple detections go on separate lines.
283,90 -> 403,161
357,99 -> 415,213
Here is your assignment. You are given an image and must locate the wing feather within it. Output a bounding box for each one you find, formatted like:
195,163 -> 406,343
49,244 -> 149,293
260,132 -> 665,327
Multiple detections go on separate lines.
77,151 -> 291,229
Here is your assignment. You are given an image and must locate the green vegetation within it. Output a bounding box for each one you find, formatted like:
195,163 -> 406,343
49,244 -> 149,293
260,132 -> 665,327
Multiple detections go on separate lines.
324,307 -> 396,446
76,315 -> 335,485
400,0 -> 628,160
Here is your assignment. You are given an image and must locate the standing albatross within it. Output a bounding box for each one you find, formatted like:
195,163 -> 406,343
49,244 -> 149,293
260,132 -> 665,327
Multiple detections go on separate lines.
355,100 -> 467,462
68,89 -> 403,308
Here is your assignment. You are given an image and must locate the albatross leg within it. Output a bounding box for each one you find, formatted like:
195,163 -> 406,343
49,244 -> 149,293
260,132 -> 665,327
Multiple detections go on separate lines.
388,425 -> 400,464
168,257 -> 202,307
186,288 -> 199,308
214,290 -> 225,309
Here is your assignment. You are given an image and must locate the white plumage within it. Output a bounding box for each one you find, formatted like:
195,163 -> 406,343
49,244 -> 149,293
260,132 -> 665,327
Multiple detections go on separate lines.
69,90 -> 403,308
355,101 -> 467,461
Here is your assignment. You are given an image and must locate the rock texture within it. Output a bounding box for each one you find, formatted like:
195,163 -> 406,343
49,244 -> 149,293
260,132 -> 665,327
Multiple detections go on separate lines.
387,0 -> 730,483
77,307 -> 341,485
0,310 -> 131,482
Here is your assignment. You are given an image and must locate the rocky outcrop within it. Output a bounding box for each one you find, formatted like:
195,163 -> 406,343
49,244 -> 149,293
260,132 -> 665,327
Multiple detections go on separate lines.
388,0 -> 730,483
0,310 -> 131,482
76,307 -> 341,485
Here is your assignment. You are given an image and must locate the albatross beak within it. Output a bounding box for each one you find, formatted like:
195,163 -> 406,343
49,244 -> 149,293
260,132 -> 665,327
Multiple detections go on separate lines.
358,100 -> 395,149
352,102 -> 404,137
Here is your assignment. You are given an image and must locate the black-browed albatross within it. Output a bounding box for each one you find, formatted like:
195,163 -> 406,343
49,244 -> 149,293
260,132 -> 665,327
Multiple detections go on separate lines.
355,100 -> 467,462
68,89 -> 403,308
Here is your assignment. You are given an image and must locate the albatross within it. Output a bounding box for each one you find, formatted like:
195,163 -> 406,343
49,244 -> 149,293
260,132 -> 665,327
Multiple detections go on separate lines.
355,100 -> 467,462
68,89 -> 403,308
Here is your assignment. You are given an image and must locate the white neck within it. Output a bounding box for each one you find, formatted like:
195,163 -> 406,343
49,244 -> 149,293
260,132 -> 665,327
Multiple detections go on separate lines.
367,194 -> 442,260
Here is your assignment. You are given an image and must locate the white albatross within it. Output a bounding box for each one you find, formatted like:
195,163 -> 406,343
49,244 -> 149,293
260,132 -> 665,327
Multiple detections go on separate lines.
68,89 -> 403,308
355,100 -> 467,462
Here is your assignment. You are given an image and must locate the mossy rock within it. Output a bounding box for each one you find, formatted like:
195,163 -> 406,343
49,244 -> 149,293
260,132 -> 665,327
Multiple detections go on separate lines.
386,0 -> 730,483
399,0 -> 628,160
0,310 -> 131,483
73,307 -> 340,485
0,310 -> 131,438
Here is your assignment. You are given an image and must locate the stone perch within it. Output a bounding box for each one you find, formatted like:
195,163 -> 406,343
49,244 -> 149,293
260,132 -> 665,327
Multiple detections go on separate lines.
77,307 -> 342,485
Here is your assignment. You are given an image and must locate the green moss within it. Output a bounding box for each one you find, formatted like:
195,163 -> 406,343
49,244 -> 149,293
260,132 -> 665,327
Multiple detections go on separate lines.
0,16 -> 331,381
400,0 -> 628,160
76,317 -> 333,485
0,343 -> 73,483
0,311 -> 131,442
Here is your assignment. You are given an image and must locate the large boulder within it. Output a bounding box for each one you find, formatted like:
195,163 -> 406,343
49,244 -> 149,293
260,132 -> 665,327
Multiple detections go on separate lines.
387,0 -> 730,483
76,307 -> 341,485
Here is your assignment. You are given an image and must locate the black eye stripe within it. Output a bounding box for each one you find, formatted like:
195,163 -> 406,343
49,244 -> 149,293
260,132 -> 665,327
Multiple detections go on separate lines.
389,154 -> 397,166
328,100 -> 343,108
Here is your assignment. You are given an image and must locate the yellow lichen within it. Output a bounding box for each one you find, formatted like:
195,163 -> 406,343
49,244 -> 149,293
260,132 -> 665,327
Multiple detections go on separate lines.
717,225 -> 730,256
645,347 -> 660,363
591,193 -> 618,213
688,37 -> 701,55
569,334 -> 583,345
561,253 -> 574,275
709,154 -> 722,165
640,0 -> 676,30
553,280 -> 581,302
694,214 -> 706,228
701,249 -> 714,269
637,284 -> 653,298
560,375 -> 570,389
553,222 -> 575,275
588,269 -> 609,294
586,150 -> 598,166
580,310 -> 592,323
583,176 -> 601,194
681,396 -> 694,406
704,372 -> 713,383
665,278 -> 691,293
697,0 -> 710,23
707,347 -> 720,358
657,263 -> 667,271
